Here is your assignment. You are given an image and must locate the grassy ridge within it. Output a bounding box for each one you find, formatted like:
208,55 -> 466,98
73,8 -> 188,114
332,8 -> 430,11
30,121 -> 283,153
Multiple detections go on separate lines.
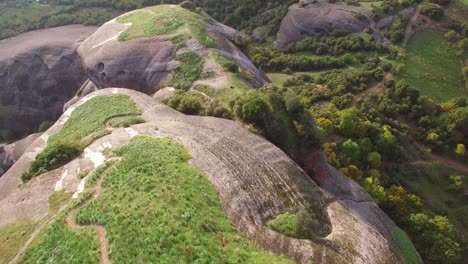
22,94 -> 142,181
117,5 -> 215,47
399,30 -> 465,102
74,136 -> 292,263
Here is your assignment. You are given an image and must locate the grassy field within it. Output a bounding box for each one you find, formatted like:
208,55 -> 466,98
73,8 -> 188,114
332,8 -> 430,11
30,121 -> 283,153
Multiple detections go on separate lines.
72,136 -> 292,263
23,94 -> 142,181
396,163 -> 468,238
117,5 -> 215,47
399,30 -> 465,102
0,220 -> 38,264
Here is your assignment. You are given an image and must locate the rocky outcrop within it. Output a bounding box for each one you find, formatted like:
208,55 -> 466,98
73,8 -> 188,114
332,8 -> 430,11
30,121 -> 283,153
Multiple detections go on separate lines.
0,88 -> 417,263
0,133 -> 42,177
275,1 -> 374,49
78,5 -> 269,95
0,25 -> 98,137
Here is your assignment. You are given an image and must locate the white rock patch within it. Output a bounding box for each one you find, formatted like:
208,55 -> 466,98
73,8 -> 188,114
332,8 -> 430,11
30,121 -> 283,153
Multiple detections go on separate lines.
125,127 -> 140,138
73,178 -> 86,199
54,169 -> 68,191
84,148 -> 106,168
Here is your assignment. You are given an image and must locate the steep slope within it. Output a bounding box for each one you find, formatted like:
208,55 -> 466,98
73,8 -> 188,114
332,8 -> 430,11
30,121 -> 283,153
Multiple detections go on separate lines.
0,25 -> 97,138
78,4 -> 269,95
1,88 -> 413,263
0,4 -> 422,264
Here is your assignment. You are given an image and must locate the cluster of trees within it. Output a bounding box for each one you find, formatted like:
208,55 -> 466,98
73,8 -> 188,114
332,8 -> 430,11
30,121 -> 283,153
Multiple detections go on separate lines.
421,3 -> 444,21
250,47 -> 347,72
284,32 -> 383,55
280,57 -> 391,107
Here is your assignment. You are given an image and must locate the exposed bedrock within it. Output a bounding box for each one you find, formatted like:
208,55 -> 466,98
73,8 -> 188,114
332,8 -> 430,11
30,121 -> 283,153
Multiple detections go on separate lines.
78,6 -> 269,95
0,25 -> 98,137
275,1 -> 375,49
0,88 -> 420,263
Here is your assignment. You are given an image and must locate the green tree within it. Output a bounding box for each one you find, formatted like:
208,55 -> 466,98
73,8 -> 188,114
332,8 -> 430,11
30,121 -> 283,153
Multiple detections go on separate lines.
367,152 -> 382,168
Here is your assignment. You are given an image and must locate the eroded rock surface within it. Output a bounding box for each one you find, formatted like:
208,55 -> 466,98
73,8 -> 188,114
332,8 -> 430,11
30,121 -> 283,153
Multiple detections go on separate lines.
0,25 -> 98,137
0,88 -> 418,264
78,5 -> 269,95
275,1 -> 375,49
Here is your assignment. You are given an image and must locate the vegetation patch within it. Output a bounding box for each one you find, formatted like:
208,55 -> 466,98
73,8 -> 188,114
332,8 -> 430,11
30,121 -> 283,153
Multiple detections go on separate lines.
73,136 -> 292,263
194,84 -> 215,97
393,228 -> 420,264
108,116 -> 145,128
48,191 -> 73,216
22,94 -> 141,182
399,30 -> 465,102
170,51 -> 205,90
0,220 -> 38,264
116,5 -> 215,47
19,221 -> 99,264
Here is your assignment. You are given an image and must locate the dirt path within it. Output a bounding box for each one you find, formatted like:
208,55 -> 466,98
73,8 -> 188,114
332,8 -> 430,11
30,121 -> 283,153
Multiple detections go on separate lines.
65,162 -> 118,264
402,4 -> 422,46
410,138 -> 468,173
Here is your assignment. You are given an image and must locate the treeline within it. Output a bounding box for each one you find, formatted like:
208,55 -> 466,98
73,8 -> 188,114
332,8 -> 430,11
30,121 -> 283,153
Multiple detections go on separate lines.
284,32 -> 384,55
250,47 -> 347,72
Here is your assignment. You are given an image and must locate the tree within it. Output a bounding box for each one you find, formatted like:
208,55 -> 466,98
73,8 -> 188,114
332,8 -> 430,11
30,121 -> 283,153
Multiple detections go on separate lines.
455,143 -> 465,156
407,213 -> 461,263
367,152 -> 382,168
445,30 -> 457,42
340,139 -> 361,165
383,185 -> 422,221
421,3 -> 444,21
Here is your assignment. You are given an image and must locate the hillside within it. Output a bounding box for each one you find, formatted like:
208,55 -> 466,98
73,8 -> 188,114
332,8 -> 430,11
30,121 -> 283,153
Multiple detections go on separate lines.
0,0 -> 467,263
0,3 -> 422,264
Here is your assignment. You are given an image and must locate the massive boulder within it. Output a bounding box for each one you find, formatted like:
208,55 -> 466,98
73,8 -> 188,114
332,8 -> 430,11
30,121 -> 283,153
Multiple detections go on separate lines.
0,88 -> 419,263
275,1 -> 375,49
0,25 -> 97,138
78,5 -> 269,95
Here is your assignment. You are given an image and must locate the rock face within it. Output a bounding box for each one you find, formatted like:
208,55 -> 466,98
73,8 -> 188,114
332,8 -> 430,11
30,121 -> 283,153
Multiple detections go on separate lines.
78,5 -> 269,95
275,1 -> 374,49
0,88 -> 418,263
0,25 -> 98,137
0,133 -> 42,177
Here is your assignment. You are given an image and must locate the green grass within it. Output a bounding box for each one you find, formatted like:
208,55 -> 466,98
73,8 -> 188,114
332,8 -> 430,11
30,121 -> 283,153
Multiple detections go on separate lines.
194,84 -> 215,97
0,220 -> 38,264
394,228 -> 420,264
108,116 -> 145,128
48,94 -> 141,146
73,136 -> 292,263
19,221 -> 99,264
48,191 -> 73,216
22,94 -> 141,181
116,5 -> 215,47
171,51 -> 205,90
267,213 -> 301,238
399,30 -> 466,102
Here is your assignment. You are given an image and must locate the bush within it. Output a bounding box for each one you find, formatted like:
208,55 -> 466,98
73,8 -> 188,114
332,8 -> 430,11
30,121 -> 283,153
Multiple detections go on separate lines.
240,97 -> 270,125
22,142 -> 83,182
38,121 -> 54,132
166,91 -> 207,115
421,3 -> 444,21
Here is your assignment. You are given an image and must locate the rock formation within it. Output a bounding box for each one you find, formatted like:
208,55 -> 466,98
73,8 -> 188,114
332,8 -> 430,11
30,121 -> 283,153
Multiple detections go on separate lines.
0,5 -> 421,264
0,88 -> 418,263
0,25 -> 97,137
78,5 -> 269,95
275,1 -> 376,49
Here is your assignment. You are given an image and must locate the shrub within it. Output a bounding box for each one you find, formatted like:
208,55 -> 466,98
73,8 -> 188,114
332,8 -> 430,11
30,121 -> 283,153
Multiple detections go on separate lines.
166,91 -> 207,115
240,97 -> 270,125
179,0 -> 196,11
22,142 -> 83,182
38,121 -> 54,132
421,3 -> 444,21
